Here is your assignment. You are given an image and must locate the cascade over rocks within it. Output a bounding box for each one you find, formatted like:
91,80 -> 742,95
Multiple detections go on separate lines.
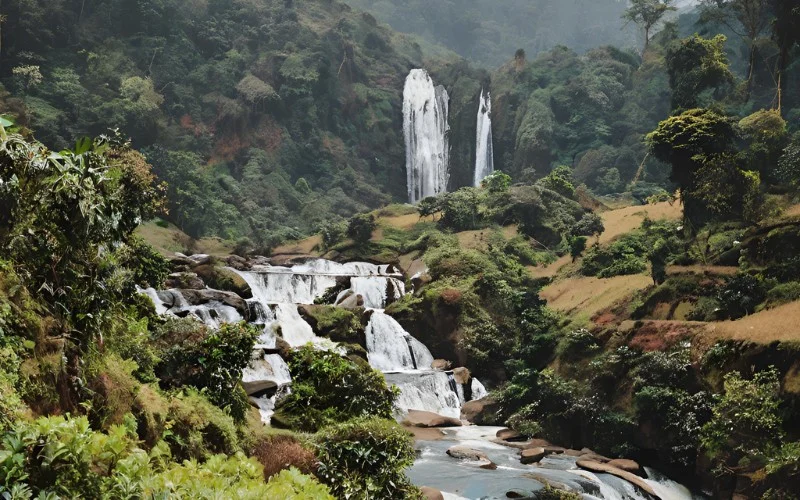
177,288 -> 249,318
576,460 -> 659,497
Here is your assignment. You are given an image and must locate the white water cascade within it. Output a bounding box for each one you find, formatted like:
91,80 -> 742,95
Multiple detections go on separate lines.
404,69 -> 450,203
473,88 -> 494,186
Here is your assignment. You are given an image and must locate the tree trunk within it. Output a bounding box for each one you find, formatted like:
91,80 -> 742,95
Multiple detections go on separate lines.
744,42 -> 756,102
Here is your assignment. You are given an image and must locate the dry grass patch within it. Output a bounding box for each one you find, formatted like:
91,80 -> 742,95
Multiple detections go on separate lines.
250,434 -> 317,481
541,275 -> 652,320
598,201 -> 682,245
136,221 -> 235,257
711,300 -> 800,344
272,235 -> 323,257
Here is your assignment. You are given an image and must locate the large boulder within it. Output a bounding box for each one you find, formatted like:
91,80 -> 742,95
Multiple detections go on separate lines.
241,352 -> 291,395
576,460 -> 658,497
460,395 -> 502,425
165,272 -> 205,290
520,447 -> 547,465
446,446 -> 497,470
496,428 -> 525,442
194,265 -> 252,299
452,367 -> 471,385
403,410 -> 462,428
178,288 -> 249,318
608,458 -> 644,477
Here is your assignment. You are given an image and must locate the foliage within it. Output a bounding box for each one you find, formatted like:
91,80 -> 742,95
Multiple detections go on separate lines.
716,273 -> 767,319
537,166 -> 575,198
154,319 -> 259,422
701,368 -> 783,462
622,0 -> 677,50
439,187 -> 483,231
569,236 -> 588,262
314,418 -> 421,500
115,235 -> 171,289
0,414 -> 331,499
481,171 -> 512,193
274,347 -> 397,432
665,34 -> 733,109
347,214 -> 377,246
571,213 -> 605,238
582,219 -> 680,278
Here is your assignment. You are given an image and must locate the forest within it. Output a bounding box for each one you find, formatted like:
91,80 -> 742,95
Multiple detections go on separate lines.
1,0 -> 800,499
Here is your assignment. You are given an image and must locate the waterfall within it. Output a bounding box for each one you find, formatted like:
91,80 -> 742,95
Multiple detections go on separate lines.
365,311 -> 434,372
386,371 -> 464,419
404,69 -> 450,204
473,88 -> 494,186
341,277 -> 405,309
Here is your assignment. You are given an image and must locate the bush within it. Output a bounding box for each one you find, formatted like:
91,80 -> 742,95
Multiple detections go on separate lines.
439,187 -> 483,231
315,418 -> 421,500
115,235 -> 171,289
557,329 -> 600,361
273,347 -> 397,432
0,414 -> 332,499
701,368 -> 783,463
154,319 -> 259,421
764,282 -> 800,309
166,389 -> 242,460
716,273 -> 767,319
347,214 -> 377,245
249,434 -> 317,481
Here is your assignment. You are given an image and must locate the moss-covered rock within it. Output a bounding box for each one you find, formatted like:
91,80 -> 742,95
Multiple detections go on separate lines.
298,305 -> 368,347
194,264 -> 253,299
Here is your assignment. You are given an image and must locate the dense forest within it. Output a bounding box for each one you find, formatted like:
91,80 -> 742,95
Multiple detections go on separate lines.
2,0 -> 800,499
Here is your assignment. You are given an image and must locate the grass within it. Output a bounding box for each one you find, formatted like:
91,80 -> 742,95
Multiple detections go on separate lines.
541,274 -> 652,323
136,221 -> 235,257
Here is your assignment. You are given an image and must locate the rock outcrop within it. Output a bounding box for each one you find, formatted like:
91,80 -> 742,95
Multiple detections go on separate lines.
576,460 -> 658,498
403,410 -> 463,428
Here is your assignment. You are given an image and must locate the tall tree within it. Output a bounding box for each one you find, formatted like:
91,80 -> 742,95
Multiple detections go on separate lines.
700,0 -> 773,101
622,0 -> 677,52
666,34 -> 734,109
771,0 -> 800,111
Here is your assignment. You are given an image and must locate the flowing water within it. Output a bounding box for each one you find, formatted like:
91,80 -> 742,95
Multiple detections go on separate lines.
409,426 -> 703,500
140,257 -> 699,498
474,88 -> 494,186
404,68 -> 450,203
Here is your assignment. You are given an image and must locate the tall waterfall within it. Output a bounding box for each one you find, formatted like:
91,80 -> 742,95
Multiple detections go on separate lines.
404,69 -> 450,203
473,88 -> 494,186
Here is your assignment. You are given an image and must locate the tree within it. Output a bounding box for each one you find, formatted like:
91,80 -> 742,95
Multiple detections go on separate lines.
569,236 -> 588,262
572,213 -> 605,238
347,214 -> 376,245
538,166 -> 575,199
699,0 -> 772,101
739,109 -> 788,178
665,34 -> 734,109
417,196 -> 442,220
622,0 -> 677,52
481,171 -> 512,193
647,108 -> 739,227
771,0 -> 800,111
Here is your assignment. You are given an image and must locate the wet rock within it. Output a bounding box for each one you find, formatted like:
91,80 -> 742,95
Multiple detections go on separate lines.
336,290 -> 364,309
543,446 -> 565,455
165,272 -> 205,290
446,446 -> 497,470
608,458 -> 644,477
505,491 -> 528,499
431,359 -> 452,370
460,395 -> 502,425
523,439 -> 553,449
194,265 -> 252,299
420,486 -> 444,500
452,367 -> 471,385
157,290 -> 177,308
447,446 -> 489,461
520,447 -> 547,465
178,288 -> 248,317
496,428 -> 525,442
241,355 -> 285,395
581,453 -> 611,463
403,410 -> 462,428
170,252 -> 194,267
564,449 -> 584,457
576,460 -> 658,497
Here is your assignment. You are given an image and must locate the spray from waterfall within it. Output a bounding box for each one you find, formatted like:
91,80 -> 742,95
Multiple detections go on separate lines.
404,69 -> 450,203
474,88 -> 494,186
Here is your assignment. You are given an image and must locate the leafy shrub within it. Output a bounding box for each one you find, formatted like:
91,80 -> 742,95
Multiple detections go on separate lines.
764,282 -> 800,309
701,368 -> 783,462
557,329 -> 600,361
688,296 -> 722,321
154,319 -> 259,421
716,273 -> 767,319
166,389 -> 242,460
439,187 -> 483,231
320,220 -> 347,249
0,414 -> 332,499
315,418 -> 421,500
347,214 -> 377,245
273,347 -> 397,432
571,213 -> 605,237
115,235 -> 171,289
631,343 -> 692,390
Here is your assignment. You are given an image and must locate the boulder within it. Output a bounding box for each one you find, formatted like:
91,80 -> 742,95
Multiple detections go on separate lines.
194,265 -> 252,299
165,272 -> 205,290
336,290 -> 364,309
420,487 -> 444,500
226,254 -> 251,270
576,460 -> 658,497
496,428 -> 525,442
170,252 -> 194,267
543,446 -> 566,455
431,359 -> 452,371
564,449 -> 584,457
187,254 -> 212,266
460,395 -> 502,425
608,459 -> 644,477
452,367 -> 471,385
447,446 -> 489,461
581,453 -> 611,463
241,353 -> 290,395
520,447 -> 547,465
178,288 -> 248,318
446,446 -> 497,470
524,439 -> 553,449
403,410 -> 462,428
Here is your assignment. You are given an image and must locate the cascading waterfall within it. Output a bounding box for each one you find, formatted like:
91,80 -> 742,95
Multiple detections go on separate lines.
365,311 -> 434,372
473,88 -> 494,186
404,69 -> 450,203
